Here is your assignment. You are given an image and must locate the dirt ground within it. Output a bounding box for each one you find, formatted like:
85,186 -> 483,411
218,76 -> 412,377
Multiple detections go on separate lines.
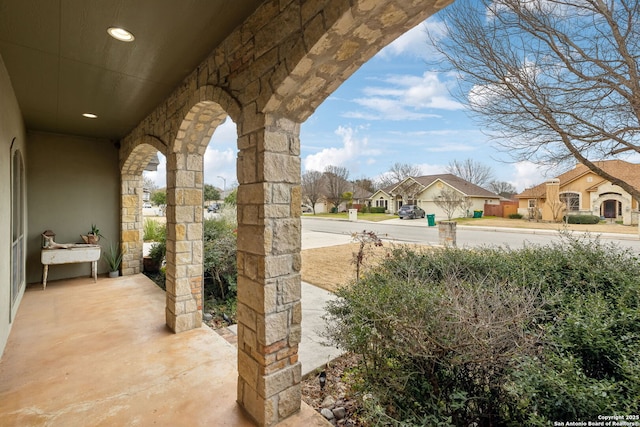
301,242 -> 425,293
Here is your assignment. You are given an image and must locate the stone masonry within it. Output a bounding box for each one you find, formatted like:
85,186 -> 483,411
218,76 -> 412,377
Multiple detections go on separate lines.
117,1 -> 453,425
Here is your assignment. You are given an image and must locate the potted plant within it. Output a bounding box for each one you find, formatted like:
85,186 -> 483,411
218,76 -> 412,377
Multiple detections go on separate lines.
144,240 -> 165,273
103,242 -> 124,278
82,224 -> 104,244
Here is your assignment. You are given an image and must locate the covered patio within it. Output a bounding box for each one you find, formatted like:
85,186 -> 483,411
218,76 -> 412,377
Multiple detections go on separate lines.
0,275 -> 326,426
0,1 -> 453,424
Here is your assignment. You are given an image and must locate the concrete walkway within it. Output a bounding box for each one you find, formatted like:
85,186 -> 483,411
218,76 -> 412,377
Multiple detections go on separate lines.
225,230 -> 354,377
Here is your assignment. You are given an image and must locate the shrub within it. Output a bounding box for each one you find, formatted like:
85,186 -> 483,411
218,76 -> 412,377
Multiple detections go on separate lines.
143,219 -> 165,242
368,206 -> 386,213
563,214 -> 601,224
323,235 -> 640,425
508,213 -> 523,219
203,205 -> 237,304
148,240 -> 166,263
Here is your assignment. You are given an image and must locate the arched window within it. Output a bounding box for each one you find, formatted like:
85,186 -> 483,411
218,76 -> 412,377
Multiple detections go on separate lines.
560,192 -> 580,212
11,150 -> 25,312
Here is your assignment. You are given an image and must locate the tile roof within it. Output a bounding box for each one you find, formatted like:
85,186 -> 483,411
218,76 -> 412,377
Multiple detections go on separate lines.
383,174 -> 500,198
516,160 -> 640,199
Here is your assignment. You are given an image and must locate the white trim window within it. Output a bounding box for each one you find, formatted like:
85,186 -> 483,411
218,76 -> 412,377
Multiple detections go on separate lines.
560,192 -> 580,212
528,199 -> 537,208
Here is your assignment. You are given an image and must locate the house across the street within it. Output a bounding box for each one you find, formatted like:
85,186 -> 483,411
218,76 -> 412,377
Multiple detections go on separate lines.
369,174 -> 501,219
516,160 -> 640,225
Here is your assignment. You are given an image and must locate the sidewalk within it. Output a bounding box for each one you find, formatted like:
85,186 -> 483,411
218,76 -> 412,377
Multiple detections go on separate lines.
220,230 -> 353,377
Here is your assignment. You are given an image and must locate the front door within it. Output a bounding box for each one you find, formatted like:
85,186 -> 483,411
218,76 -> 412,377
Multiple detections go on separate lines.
603,200 -> 617,218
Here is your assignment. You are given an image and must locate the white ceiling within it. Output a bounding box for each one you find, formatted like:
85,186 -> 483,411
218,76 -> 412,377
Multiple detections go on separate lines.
0,0 -> 264,140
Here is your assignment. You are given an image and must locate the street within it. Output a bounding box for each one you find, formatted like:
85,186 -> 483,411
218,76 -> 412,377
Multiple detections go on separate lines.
302,216 -> 640,252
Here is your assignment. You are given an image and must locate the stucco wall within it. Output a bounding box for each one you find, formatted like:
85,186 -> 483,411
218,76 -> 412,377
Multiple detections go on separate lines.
0,55 -> 27,357
26,132 -> 120,284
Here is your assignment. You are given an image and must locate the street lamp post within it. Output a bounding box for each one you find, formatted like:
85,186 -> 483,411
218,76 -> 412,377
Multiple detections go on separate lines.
217,176 -> 226,197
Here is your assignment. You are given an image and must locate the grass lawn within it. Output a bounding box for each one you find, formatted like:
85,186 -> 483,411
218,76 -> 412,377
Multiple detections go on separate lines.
304,212 -> 396,222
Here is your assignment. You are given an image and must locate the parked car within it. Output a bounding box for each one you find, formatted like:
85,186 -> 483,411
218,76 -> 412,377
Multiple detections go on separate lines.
398,204 -> 425,219
143,202 -> 152,208
301,204 -> 313,213
207,203 -> 219,213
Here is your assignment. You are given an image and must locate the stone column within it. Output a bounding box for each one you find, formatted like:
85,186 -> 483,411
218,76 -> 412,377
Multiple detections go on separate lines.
236,114 -> 302,426
121,174 -> 143,275
438,221 -> 457,247
165,151 -> 203,333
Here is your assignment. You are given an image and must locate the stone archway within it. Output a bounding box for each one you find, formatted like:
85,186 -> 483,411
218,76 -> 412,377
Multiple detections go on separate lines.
120,139 -> 167,276
592,193 -> 631,225
118,2 -> 456,425
164,98 -> 233,333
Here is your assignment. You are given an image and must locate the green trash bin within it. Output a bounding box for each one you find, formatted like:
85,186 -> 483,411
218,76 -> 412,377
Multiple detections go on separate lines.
473,210 -> 483,218
427,214 -> 436,226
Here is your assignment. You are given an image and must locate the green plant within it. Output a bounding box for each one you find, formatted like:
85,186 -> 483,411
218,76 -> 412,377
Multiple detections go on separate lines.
323,235 -> 640,425
563,214 -> 600,224
508,213 -> 523,219
103,242 -> 124,272
89,224 -> 104,238
148,241 -> 166,263
143,219 -> 165,242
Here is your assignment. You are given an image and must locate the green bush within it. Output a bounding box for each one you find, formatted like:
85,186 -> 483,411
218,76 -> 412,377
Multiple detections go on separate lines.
368,206 -> 386,213
563,214 -> 601,224
143,218 -> 166,242
323,235 -> 640,426
203,206 -> 237,304
508,213 -> 523,219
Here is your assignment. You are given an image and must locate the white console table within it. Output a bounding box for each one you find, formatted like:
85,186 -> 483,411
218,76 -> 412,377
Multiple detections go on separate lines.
41,245 -> 101,290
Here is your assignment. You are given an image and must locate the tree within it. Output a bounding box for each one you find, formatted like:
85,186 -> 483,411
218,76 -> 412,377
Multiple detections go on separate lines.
489,180 -> 518,199
445,159 -> 493,188
428,0 -> 640,200
324,165 -> 350,211
143,176 -> 158,192
353,177 -> 377,193
301,170 -> 323,214
433,188 -> 468,220
224,188 -> 237,206
150,189 -> 166,206
377,163 -> 423,188
204,184 -> 221,202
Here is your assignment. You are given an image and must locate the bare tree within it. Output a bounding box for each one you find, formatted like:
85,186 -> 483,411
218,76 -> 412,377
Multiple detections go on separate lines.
143,175 -> 157,192
428,0 -> 640,200
324,165 -> 350,211
433,188 -> 467,220
301,170 -> 323,214
489,180 -> 517,199
377,162 -> 423,188
445,159 -> 494,188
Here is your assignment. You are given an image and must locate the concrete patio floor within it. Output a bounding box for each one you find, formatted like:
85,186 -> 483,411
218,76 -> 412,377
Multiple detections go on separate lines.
0,274 -> 329,426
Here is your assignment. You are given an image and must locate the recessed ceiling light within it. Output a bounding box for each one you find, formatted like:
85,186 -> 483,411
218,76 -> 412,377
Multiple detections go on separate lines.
83,113 -> 98,119
107,27 -> 135,42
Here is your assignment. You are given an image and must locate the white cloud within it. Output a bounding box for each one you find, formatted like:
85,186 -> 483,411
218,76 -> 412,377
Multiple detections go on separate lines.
425,144 -> 477,153
510,161 -> 559,192
417,162 -> 447,175
303,126 -> 381,172
144,154 -> 167,188
204,147 -> 236,188
378,20 -> 447,60
345,71 -> 464,121
204,118 -> 238,188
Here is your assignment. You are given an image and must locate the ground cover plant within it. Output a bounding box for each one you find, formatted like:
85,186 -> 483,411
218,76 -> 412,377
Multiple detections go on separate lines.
322,233 -> 640,426
202,205 -> 238,324
143,207 -> 238,325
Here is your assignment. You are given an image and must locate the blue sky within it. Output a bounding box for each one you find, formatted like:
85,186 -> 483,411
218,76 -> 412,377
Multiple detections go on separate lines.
146,16 -> 552,193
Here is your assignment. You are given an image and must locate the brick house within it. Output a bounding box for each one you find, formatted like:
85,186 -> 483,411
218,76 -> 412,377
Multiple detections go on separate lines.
516,160 -> 640,225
